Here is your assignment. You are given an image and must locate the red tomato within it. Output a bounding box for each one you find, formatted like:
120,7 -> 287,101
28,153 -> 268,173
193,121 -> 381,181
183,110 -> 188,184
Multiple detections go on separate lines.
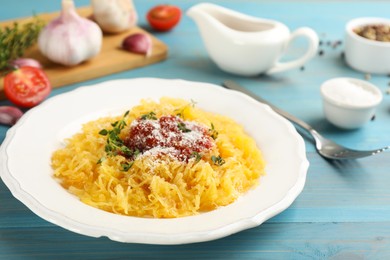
147,5 -> 181,32
3,66 -> 51,108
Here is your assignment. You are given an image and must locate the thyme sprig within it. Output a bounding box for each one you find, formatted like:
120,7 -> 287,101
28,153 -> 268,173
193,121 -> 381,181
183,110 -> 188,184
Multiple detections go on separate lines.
141,111 -> 157,120
191,152 -> 202,163
211,155 -> 225,166
121,161 -> 135,171
209,123 -> 218,140
0,16 -> 45,71
98,111 -> 138,171
177,122 -> 191,133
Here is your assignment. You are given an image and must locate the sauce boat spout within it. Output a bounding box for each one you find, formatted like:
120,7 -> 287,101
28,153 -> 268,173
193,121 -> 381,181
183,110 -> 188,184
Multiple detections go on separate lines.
187,3 -> 232,39
187,2 -> 261,32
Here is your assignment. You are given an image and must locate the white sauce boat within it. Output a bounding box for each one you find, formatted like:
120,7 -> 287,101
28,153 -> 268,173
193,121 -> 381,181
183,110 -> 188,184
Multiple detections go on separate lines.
187,3 -> 319,76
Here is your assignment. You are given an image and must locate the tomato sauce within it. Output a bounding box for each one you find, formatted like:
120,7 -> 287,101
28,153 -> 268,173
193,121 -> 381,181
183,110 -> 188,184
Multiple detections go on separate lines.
125,115 -> 214,162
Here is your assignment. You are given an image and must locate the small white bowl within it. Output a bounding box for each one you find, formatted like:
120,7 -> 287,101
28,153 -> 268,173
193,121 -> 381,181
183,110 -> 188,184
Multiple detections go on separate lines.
345,17 -> 390,74
320,77 -> 382,129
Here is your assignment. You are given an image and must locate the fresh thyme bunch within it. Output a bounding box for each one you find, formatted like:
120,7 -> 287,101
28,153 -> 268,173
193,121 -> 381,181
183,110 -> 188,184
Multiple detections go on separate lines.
0,16 -> 45,70
98,111 -> 140,171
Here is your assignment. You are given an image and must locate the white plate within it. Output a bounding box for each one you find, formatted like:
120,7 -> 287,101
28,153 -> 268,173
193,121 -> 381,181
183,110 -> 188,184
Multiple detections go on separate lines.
0,78 -> 309,245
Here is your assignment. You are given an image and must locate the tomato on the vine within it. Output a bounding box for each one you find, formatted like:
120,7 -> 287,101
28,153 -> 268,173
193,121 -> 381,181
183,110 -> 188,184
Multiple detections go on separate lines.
147,5 -> 182,32
3,66 -> 51,108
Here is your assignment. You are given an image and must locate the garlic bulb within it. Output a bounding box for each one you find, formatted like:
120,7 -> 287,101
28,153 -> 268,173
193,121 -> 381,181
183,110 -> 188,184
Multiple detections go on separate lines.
38,0 -> 103,66
91,0 -> 138,33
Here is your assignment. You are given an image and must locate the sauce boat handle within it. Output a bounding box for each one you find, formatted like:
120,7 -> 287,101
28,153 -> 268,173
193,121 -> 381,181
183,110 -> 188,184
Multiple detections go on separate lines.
266,27 -> 319,74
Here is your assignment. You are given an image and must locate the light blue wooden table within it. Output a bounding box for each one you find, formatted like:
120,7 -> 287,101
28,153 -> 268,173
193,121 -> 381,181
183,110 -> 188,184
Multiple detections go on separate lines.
1,0 -> 390,259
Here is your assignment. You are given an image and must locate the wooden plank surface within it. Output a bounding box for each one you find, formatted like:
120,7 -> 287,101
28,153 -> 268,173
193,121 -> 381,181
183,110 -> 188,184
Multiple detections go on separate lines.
0,6 -> 168,100
1,0 -> 390,259
0,223 -> 389,259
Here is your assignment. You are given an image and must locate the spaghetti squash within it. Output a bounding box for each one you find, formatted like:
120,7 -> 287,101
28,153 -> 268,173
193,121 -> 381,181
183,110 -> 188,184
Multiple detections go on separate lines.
52,97 -> 265,218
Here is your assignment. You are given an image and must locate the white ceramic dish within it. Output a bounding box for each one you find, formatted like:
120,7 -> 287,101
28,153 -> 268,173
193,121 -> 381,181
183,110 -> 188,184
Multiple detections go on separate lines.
345,17 -> 390,74
187,3 -> 318,76
0,78 -> 309,245
320,77 -> 382,129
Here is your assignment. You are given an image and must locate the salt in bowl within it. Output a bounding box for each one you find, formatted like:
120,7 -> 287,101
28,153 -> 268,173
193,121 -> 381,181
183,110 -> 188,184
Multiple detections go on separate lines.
320,77 -> 382,129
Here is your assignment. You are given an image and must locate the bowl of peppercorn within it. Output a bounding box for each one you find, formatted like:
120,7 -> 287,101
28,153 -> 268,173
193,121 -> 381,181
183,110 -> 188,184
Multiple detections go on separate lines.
345,17 -> 390,74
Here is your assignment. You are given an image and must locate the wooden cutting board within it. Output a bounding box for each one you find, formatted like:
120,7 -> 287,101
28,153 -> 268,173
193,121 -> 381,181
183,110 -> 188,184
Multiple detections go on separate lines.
0,7 -> 168,100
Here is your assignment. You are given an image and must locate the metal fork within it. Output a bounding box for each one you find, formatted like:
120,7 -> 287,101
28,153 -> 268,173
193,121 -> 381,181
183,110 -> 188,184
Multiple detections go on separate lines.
223,80 -> 389,160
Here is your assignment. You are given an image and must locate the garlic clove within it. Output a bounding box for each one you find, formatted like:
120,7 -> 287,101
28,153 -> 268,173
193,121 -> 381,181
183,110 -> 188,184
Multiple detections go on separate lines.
0,106 -> 23,126
38,0 -> 103,66
122,33 -> 152,56
10,58 -> 42,69
91,0 -> 138,34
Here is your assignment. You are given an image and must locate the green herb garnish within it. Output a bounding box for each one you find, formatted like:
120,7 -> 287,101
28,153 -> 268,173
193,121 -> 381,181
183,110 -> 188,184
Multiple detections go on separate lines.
98,110 -> 137,171
97,157 -> 106,164
140,111 -> 157,120
0,16 -> 45,71
121,161 -> 134,171
178,122 -> 191,133
191,152 -> 202,163
211,155 -> 225,166
209,123 -> 219,140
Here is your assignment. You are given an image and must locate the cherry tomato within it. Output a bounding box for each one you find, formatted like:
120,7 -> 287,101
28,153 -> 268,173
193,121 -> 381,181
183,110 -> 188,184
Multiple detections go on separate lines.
147,5 -> 181,32
3,66 -> 51,108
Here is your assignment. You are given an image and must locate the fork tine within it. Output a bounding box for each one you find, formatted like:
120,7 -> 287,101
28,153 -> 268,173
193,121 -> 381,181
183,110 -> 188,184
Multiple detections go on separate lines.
329,146 -> 390,159
372,146 -> 390,155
